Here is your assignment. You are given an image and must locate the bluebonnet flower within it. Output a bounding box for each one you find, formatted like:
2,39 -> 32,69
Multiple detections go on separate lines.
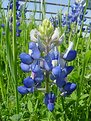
18,19 -> 77,111
60,82 -> 77,96
18,76 -> 34,95
60,0 -> 87,33
50,16 -> 59,28
20,52 -> 33,64
7,0 -> 22,37
63,41 -> 77,61
44,92 -> 56,111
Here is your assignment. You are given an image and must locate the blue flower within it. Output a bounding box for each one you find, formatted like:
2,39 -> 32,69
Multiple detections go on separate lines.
31,62 -> 44,83
33,70 -> 44,83
62,66 -> 74,77
49,49 -> 59,61
44,92 -> 56,111
50,16 -> 58,28
18,76 -> 35,95
63,50 -> 77,61
31,61 -> 41,73
18,19 -> 77,111
56,77 -> 66,88
7,0 -> 22,37
29,42 -> 41,59
20,52 -> 33,65
17,86 -> 28,95
43,54 -> 53,71
52,66 -> 62,78
61,82 -> 77,96
16,21 -> 20,26
27,87 -> 34,93
17,86 -> 34,95
20,63 -> 31,72
23,76 -> 34,88
47,103 -> 54,112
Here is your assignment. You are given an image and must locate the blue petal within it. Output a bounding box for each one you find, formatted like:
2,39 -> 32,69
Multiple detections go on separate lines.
27,87 -> 34,93
62,66 -> 74,77
31,64 -> 40,73
29,42 -> 36,49
63,50 -> 77,61
16,21 -> 20,26
20,63 -> 31,72
44,54 -> 52,71
44,93 -> 48,105
52,66 -> 62,78
16,33 -> 20,37
34,71 -> 44,83
56,77 -> 66,88
20,52 -> 33,64
23,76 -> 34,88
64,82 -> 77,92
31,48 -> 40,59
47,103 -> 54,112
48,92 -> 56,103
49,50 -> 59,60
17,86 -> 28,95
16,29 -> 22,33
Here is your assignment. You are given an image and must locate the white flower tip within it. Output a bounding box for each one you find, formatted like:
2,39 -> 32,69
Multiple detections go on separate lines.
63,41 -> 73,58
29,49 -> 32,55
51,28 -> 59,41
30,29 -> 40,42
58,33 -> 65,44
54,80 -> 56,83
52,60 -> 58,67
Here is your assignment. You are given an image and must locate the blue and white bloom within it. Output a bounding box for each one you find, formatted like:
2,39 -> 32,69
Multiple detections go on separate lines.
18,19 -> 77,111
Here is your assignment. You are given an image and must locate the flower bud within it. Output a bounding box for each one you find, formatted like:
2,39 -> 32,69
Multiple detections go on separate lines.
39,19 -> 54,39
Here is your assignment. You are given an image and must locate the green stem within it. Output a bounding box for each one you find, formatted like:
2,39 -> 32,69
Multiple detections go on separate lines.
68,0 -> 70,14
45,71 -> 49,93
41,0 -> 46,20
61,97 -> 66,121
45,46 -> 49,93
13,0 -> 19,113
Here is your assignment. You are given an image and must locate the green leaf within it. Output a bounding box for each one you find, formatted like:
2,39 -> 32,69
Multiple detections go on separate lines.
80,94 -> 89,100
10,114 -> 22,121
34,99 -> 38,111
79,100 -> 84,106
84,50 -> 91,64
28,100 -> 33,113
